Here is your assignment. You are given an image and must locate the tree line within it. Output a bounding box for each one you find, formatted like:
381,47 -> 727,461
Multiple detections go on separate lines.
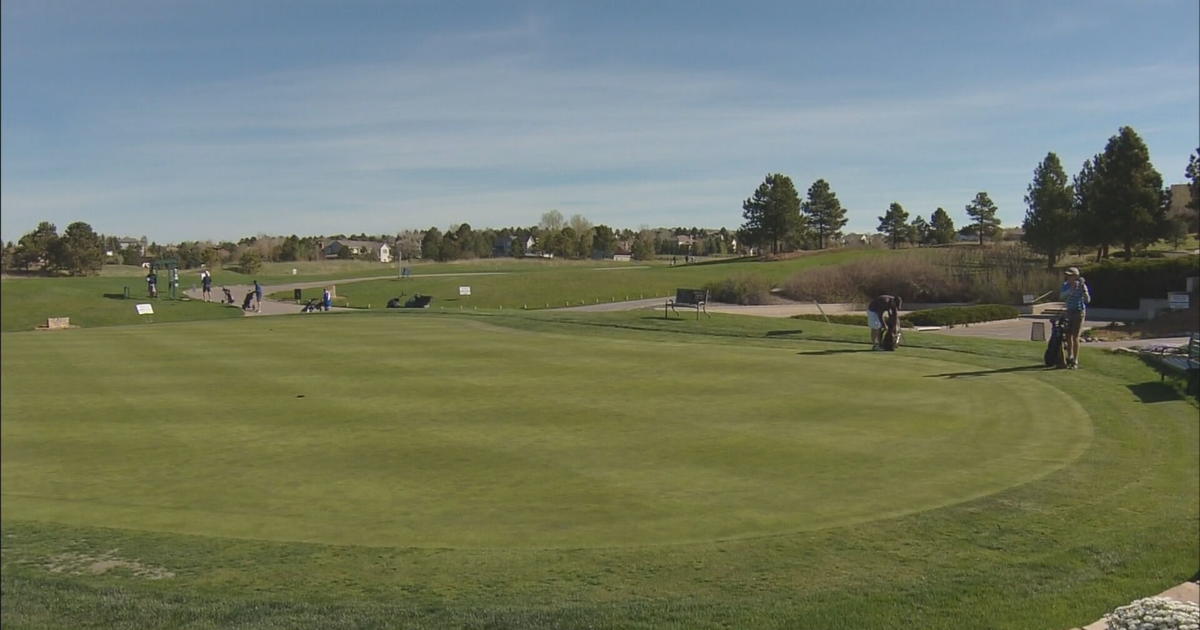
738,175 -> 970,253
1022,129 -> 1198,266
1,213 -> 741,276
739,126 -> 1198,259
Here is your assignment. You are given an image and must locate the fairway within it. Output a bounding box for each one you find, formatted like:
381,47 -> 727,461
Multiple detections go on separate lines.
2,314 -> 1091,549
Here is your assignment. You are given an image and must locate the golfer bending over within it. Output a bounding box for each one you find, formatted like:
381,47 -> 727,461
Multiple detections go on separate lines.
867,294 -> 902,350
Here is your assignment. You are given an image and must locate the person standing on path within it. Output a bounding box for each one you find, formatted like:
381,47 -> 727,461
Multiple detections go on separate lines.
201,270 -> 213,302
867,294 -> 902,350
254,280 -> 264,313
1059,267 -> 1091,369
322,287 -> 332,312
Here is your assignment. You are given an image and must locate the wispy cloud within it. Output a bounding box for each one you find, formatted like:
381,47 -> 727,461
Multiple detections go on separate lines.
3,46 -> 1196,240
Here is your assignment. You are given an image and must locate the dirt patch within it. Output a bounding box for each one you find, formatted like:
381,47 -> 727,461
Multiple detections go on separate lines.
45,549 -> 174,580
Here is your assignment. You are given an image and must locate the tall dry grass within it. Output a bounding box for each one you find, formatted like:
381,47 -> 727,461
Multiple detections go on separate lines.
781,245 -> 1060,304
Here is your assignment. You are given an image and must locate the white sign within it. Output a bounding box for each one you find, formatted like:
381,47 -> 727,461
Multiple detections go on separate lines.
136,303 -> 155,315
1168,292 -> 1190,310
459,286 -> 471,296
1022,294 -> 1035,305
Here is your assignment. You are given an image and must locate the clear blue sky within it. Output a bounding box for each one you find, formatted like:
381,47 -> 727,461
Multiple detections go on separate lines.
3,0 -> 1197,244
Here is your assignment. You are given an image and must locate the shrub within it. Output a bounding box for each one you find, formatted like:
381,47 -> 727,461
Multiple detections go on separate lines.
779,246 -> 1059,305
1079,255 -> 1199,309
790,313 -> 914,328
705,274 -> 772,305
901,304 -> 1019,327
1104,596 -> 1198,630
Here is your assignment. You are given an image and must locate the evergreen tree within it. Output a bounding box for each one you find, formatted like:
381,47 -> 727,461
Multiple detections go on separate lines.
53,221 -> 104,275
877,202 -> 910,249
420,227 -> 442,261
1021,152 -> 1075,267
740,173 -> 803,254
14,222 -> 59,271
929,208 -> 956,245
1072,157 -> 1107,259
909,216 -> 930,246
801,179 -> 847,249
964,192 -> 1001,245
1182,147 -> 1199,234
1092,127 -> 1165,259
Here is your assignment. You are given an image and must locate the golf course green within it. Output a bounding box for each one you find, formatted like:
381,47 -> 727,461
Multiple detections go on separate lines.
1,308 -> 1196,629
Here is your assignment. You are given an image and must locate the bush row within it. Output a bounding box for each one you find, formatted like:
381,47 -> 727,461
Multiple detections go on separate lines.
779,247 -> 1059,305
789,304 -> 1019,328
703,274 -> 772,305
902,304 -> 1020,327
1079,255 -> 1198,309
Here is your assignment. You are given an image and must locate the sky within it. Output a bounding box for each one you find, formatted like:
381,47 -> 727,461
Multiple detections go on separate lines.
2,0 -> 1198,244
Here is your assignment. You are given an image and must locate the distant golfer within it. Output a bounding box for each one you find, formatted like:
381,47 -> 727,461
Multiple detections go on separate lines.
201,270 -> 213,302
146,269 -> 158,298
867,294 -> 902,351
1059,267 -> 1091,369
254,280 -> 264,313
322,288 -> 332,312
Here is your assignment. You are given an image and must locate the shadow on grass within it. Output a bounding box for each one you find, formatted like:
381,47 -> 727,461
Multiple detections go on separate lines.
1126,382 -> 1184,403
766,329 -> 804,337
924,364 -> 1050,379
102,293 -> 130,300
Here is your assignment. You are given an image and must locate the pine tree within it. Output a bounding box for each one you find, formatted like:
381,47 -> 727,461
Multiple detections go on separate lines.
801,179 -> 847,249
1092,127 -> 1165,259
741,173 -> 804,254
909,216 -> 930,246
929,208 -> 956,245
1021,152 -> 1074,267
965,192 -> 1001,245
877,202 -> 910,249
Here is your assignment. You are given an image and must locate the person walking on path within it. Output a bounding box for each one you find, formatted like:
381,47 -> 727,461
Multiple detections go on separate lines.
1059,267 -> 1091,369
254,280 -> 264,313
867,294 -> 902,350
201,270 -> 213,302
322,287 -> 332,312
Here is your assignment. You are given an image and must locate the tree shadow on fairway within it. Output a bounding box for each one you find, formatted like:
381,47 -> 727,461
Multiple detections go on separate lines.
924,364 -> 1049,379
1126,382 -> 1184,403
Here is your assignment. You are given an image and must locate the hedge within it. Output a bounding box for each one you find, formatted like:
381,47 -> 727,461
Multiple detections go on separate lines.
789,304 -> 1019,328
1079,255 -> 1199,309
901,304 -> 1020,327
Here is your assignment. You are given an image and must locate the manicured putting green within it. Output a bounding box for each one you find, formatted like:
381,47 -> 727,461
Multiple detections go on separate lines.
1,315 -> 1091,549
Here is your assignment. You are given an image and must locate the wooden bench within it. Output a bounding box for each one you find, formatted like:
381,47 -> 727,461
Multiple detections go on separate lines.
665,288 -> 710,320
1145,332 -> 1200,394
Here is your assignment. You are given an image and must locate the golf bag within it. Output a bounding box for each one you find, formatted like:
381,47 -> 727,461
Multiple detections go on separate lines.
1044,317 -> 1068,368
242,291 -> 255,311
300,298 -> 320,313
222,287 -> 235,305
879,313 -> 901,351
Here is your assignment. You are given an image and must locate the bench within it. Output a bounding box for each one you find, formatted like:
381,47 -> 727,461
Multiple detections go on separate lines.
665,288 -> 710,320
1144,332 -> 1200,394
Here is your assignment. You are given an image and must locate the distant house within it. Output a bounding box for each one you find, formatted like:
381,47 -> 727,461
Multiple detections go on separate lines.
1169,183 -> 1193,221
676,235 -> 695,247
117,237 -> 145,255
612,253 -> 633,262
323,240 -> 392,263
